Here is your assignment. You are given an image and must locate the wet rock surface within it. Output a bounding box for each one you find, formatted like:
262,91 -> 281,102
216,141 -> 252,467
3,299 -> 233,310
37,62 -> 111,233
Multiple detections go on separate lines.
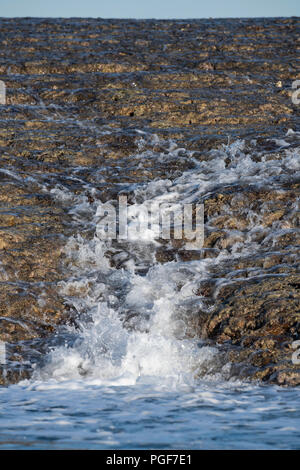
0,17 -> 299,385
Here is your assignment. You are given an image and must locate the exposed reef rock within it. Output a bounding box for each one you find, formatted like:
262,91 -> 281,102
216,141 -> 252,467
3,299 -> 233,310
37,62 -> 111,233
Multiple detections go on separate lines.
0,17 -> 299,385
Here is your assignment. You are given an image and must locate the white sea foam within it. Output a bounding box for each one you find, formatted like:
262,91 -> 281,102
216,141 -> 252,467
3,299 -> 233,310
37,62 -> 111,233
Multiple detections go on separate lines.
31,132 -> 300,389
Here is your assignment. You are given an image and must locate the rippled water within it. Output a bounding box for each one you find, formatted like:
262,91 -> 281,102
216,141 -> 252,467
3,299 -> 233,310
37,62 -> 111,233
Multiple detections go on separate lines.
1,380 -> 300,449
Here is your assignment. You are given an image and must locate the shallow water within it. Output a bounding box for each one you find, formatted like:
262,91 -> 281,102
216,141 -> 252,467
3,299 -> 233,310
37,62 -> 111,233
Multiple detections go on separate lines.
0,380 -> 300,449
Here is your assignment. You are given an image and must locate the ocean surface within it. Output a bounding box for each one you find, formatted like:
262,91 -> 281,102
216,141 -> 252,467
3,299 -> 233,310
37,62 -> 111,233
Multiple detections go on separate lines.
0,17 -> 299,449
1,379 -> 300,449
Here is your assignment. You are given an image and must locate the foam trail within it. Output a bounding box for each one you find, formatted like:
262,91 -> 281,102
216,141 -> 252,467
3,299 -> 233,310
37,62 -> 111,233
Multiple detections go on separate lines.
32,132 -> 300,388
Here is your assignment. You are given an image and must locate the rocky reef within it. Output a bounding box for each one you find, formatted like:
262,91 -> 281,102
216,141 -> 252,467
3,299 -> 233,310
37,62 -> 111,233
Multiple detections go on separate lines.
0,17 -> 299,385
